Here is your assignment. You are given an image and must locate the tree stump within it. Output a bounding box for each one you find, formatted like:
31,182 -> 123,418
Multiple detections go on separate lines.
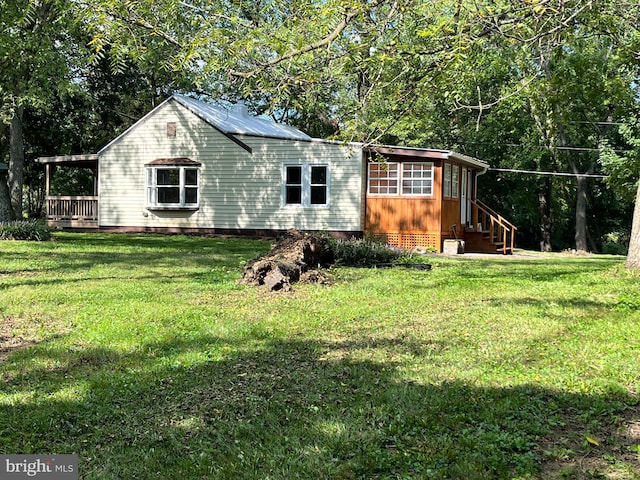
241,230 -> 334,291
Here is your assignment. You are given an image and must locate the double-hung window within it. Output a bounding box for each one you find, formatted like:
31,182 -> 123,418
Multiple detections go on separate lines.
368,162 -> 433,197
451,165 -> 459,198
443,163 -> 452,197
443,162 -> 459,198
283,164 -> 329,207
145,158 -> 200,209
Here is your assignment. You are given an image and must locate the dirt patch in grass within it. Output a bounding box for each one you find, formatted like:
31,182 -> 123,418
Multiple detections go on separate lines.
0,316 -> 40,362
539,404 -> 640,479
0,313 -> 69,363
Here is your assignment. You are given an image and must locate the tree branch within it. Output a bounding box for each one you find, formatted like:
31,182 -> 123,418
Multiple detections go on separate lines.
114,11 -> 184,48
453,76 -> 536,112
229,1 -> 384,79
522,0 -> 594,44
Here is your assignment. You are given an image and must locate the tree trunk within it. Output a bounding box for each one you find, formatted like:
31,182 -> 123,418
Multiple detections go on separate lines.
538,177 -> 552,252
625,179 -> 640,269
575,175 -> 589,252
9,105 -> 25,220
0,172 -> 12,222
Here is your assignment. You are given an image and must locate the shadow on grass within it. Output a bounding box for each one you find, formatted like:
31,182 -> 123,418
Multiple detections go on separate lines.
0,233 -> 271,290
1,334 -> 637,479
448,257 -> 621,283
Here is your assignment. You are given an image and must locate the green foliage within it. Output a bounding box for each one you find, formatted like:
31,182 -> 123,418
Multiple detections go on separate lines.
4,0 -> 640,251
49,167 -> 95,196
327,235 -> 404,267
0,220 -> 51,241
602,231 -> 630,256
600,116 -> 640,202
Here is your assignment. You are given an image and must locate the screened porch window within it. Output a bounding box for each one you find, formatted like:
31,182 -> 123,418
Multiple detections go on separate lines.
368,162 -> 433,197
368,162 -> 398,195
451,165 -> 459,198
443,163 -> 452,197
145,158 -> 200,210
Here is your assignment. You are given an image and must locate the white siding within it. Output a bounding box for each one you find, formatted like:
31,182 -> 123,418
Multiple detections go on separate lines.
98,99 -> 363,232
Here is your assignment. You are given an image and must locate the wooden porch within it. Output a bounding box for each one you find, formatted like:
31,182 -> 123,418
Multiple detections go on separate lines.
37,154 -> 99,229
45,196 -> 99,228
366,196 -> 517,255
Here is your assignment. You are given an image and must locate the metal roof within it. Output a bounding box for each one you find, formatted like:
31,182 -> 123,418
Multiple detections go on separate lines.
173,95 -> 312,142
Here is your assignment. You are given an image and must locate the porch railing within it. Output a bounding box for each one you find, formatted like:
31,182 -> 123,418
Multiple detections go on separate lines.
470,199 -> 517,254
46,196 -> 98,222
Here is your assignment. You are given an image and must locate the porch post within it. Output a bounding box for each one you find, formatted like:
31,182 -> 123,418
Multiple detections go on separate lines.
45,164 -> 51,196
92,167 -> 98,196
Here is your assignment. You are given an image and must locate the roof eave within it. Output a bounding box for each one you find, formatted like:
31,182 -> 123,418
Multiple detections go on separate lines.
364,144 -> 489,168
447,151 -> 490,169
36,154 -> 99,164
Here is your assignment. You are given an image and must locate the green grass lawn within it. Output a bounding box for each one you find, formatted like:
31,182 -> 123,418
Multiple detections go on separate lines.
1,233 -> 639,479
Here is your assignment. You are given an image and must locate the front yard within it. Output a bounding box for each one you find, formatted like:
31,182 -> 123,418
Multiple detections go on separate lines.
0,233 -> 639,479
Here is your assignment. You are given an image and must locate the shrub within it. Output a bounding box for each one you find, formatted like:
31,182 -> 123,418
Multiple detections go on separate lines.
601,231 -> 628,256
326,236 -> 403,267
0,220 -> 52,241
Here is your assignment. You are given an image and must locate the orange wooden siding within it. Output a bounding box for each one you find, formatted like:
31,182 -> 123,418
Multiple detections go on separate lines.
441,198 -> 461,238
365,159 -> 472,251
366,197 -> 440,232
366,162 -> 444,250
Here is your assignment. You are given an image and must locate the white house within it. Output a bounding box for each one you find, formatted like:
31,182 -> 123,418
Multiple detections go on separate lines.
39,94 -> 515,253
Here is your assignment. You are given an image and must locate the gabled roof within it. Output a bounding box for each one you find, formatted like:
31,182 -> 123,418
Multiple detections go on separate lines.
173,94 -> 312,142
94,93 -> 488,169
98,95 -> 312,155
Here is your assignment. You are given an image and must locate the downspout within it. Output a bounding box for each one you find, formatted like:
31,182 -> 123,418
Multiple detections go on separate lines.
475,164 -> 488,200
473,165 -> 488,233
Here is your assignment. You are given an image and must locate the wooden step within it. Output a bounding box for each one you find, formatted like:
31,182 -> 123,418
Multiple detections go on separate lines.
494,243 -> 514,255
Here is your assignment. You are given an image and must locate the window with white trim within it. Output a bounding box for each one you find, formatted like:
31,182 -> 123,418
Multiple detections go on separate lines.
283,164 -> 329,207
146,165 -> 199,209
402,163 -> 433,195
368,162 -> 433,196
451,164 -> 459,198
368,162 -> 398,195
443,163 -> 452,197
443,162 -> 459,199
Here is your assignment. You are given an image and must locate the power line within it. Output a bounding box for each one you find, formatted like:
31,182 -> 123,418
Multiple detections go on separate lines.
489,168 -> 608,178
567,121 -> 627,126
554,146 -> 607,152
466,142 -> 630,154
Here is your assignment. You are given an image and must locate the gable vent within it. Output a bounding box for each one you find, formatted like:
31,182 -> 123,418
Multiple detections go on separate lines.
234,101 -> 249,118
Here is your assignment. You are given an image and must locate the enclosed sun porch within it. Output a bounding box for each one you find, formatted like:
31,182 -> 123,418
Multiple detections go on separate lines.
37,154 -> 99,228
